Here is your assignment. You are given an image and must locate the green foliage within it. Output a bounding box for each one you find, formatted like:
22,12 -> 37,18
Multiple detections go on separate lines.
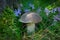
0,7 -> 21,40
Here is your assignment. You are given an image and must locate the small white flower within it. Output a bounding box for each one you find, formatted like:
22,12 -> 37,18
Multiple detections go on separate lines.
57,7 -> 60,13
44,8 -> 50,16
36,8 -> 41,13
20,3 -> 23,7
29,3 -> 35,9
51,8 -> 57,13
24,9 -> 30,13
54,8 -> 57,11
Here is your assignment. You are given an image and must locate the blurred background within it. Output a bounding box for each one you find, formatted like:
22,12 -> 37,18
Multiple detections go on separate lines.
0,0 -> 60,40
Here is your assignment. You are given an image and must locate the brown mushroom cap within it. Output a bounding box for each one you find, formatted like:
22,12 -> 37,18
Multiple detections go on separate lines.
19,12 -> 42,23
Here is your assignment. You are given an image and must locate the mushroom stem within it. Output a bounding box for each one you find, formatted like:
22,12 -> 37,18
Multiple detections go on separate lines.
27,23 -> 35,35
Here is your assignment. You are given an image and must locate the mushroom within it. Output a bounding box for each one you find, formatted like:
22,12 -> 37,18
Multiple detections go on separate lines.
19,12 -> 42,35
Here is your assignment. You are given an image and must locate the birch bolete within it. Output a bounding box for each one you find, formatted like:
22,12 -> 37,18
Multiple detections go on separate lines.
19,12 -> 42,35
